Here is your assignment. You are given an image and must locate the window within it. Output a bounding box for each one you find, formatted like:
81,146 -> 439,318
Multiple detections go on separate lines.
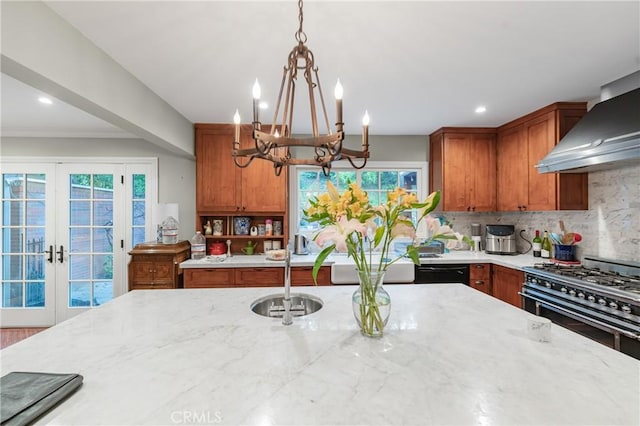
291,162 -> 427,234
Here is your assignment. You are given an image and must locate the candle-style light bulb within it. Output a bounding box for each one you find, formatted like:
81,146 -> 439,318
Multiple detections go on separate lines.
362,110 -> 370,126
362,110 -> 370,151
233,109 -> 241,146
252,79 -> 261,100
335,79 -> 344,131
252,79 -> 261,128
334,79 -> 343,100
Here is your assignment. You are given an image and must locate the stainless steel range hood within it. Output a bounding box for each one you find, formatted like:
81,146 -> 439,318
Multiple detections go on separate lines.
536,72 -> 640,173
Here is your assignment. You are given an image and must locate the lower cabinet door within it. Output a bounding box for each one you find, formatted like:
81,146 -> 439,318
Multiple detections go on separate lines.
290,266 -> 331,286
184,268 -> 235,288
235,268 -> 284,287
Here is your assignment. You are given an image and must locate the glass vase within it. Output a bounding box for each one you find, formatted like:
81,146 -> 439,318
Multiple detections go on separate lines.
352,269 -> 390,337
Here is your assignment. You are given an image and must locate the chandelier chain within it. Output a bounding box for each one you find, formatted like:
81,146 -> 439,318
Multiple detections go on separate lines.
295,0 -> 307,44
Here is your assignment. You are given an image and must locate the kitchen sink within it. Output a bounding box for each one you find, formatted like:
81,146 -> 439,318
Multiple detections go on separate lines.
330,255 -> 415,284
250,293 -> 323,318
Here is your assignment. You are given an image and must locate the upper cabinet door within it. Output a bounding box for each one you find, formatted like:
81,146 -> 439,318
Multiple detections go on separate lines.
195,125 -> 242,213
526,112 -> 557,211
430,129 -> 497,212
240,125 -> 287,213
496,125 -> 528,211
195,124 -> 287,214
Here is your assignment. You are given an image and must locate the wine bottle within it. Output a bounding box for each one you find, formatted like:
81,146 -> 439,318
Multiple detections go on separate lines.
532,230 -> 542,257
541,230 -> 551,259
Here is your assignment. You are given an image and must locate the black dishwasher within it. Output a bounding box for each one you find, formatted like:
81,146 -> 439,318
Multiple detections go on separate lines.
414,264 -> 470,284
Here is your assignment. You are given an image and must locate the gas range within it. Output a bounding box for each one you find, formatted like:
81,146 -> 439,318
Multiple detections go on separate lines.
521,256 -> 640,358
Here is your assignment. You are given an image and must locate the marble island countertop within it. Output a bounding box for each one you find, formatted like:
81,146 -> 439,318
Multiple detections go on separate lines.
1,285 -> 637,425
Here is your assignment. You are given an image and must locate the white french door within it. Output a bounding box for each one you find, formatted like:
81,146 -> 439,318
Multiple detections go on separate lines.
1,159 -> 156,327
1,163 -> 57,326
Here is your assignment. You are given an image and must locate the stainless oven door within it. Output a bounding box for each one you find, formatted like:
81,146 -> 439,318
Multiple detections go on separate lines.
521,290 -> 640,359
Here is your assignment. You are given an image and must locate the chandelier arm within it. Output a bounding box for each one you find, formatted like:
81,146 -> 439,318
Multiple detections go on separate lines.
346,156 -> 369,170
272,67 -> 288,135
339,147 -> 369,158
303,49 -> 320,138
313,67 -> 332,135
233,154 -> 256,168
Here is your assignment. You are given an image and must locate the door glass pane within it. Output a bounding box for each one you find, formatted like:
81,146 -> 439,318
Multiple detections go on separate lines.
133,174 -> 145,199
3,174 -> 23,198
1,172 -> 48,310
68,173 -> 114,308
26,200 -> 45,225
93,175 -> 113,199
69,201 -> 90,225
93,201 -> 113,225
92,254 -> 113,279
93,281 -> 112,306
131,174 -> 146,247
25,255 -> 44,280
26,282 -> 45,307
69,282 -> 90,307
2,282 -> 23,308
69,255 -> 90,280
70,228 -> 91,252
3,201 -> 23,226
92,228 -> 113,252
70,175 -> 91,199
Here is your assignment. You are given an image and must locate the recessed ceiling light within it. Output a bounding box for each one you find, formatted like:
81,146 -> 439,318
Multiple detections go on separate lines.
38,97 -> 53,105
475,105 -> 487,114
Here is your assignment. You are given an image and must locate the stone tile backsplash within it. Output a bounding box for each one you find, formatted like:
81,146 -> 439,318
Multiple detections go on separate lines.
441,163 -> 639,262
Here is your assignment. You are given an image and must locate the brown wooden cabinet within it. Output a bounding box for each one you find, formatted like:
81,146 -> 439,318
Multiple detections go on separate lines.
195,123 -> 289,255
429,128 -> 497,212
469,263 -> 492,295
195,123 -> 287,214
497,103 -> 588,211
290,266 -> 332,286
183,265 -> 332,288
184,267 -> 284,288
491,264 -> 524,308
128,241 -> 190,290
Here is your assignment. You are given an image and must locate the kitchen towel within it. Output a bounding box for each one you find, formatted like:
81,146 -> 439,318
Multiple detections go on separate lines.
0,371 -> 83,426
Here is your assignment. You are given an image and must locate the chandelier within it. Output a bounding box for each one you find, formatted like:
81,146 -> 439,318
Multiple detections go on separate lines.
232,0 -> 370,176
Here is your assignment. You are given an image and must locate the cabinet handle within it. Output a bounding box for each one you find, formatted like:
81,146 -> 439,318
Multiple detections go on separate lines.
466,206 -> 471,212
474,264 -> 485,269
472,206 -> 476,212
475,280 -> 485,285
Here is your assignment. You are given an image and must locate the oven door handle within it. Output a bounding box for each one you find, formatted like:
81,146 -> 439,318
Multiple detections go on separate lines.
520,292 -> 640,341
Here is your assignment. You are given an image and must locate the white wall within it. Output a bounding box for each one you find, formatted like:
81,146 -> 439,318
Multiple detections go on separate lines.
1,137 -> 196,241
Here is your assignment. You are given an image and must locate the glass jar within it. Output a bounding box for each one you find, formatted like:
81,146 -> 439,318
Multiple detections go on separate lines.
161,216 -> 179,244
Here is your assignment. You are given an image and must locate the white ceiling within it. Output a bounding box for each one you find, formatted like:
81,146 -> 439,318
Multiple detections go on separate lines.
2,1 -> 639,139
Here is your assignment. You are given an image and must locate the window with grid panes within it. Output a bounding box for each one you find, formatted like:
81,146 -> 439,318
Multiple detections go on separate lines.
293,163 -> 426,233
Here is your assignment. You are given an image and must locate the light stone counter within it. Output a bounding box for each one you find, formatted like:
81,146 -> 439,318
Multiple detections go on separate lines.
180,253 -> 329,269
1,285 -> 637,425
181,251 -> 537,271
418,250 -> 539,269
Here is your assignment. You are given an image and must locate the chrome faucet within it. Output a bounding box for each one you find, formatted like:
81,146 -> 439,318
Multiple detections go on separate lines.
282,249 -> 293,325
